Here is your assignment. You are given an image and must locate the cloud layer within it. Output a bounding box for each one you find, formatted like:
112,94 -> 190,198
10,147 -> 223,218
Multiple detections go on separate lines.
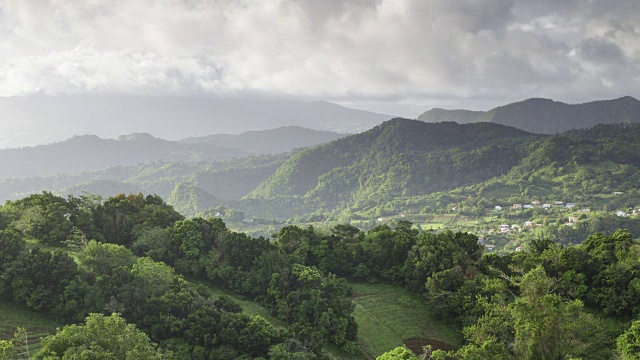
0,0 -> 638,114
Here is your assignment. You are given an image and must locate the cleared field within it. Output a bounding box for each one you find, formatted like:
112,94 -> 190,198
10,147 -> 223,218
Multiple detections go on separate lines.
0,302 -> 60,356
190,279 -> 288,329
350,282 -> 462,359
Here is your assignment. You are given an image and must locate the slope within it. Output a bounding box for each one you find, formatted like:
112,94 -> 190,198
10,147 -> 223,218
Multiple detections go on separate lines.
245,119 -> 537,216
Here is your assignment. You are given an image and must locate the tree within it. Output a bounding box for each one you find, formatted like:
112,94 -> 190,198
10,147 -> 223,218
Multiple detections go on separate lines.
618,320 -> 640,359
35,313 -> 168,359
376,346 -> 419,360
0,228 -> 25,269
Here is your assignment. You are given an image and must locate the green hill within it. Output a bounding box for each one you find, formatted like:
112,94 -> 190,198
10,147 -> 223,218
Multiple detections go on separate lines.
245,120 -> 536,216
243,121 -> 640,219
166,182 -> 223,216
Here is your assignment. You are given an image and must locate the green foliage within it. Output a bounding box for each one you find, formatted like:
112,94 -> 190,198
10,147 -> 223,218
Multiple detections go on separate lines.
376,346 -> 419,360
618,320 -> 640,359
35,313 -> 168,359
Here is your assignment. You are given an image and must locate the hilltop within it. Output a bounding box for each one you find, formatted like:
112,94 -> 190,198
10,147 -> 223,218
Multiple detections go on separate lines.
417,96 -> 640,134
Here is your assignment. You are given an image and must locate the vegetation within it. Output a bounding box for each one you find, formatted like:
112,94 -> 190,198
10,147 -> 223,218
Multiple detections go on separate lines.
3,191 -> 640,359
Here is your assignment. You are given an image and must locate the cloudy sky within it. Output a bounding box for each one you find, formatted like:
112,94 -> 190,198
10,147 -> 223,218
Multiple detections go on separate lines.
0,0 -> 639,116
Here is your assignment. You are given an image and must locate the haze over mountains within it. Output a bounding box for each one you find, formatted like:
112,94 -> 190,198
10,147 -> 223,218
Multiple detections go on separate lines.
0,126 -> 342,178
3,117 -> 640,222
0,94 -> 388,149
417,96 -> 640,134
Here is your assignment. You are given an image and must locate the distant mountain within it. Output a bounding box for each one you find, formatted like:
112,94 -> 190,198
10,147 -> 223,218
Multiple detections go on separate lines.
0,124 -> 347,178
0,94 -> 391,148
417,108 -> 483,124
0,133 -> 248,178
182,126 -> 345,154
246,119 -> 536,215
0,153 -> 289,206
417,96 -> 640,134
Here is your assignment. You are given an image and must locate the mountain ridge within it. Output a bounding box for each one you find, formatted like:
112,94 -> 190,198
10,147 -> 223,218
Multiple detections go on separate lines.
0,126 -> 344,178
417,96 -> 640,134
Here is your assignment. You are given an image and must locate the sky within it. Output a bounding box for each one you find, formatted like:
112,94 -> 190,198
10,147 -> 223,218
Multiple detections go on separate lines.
0,0 -> 639,117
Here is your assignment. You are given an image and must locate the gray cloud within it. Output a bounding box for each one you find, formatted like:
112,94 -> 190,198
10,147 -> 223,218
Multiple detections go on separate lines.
0,0 -> 638,115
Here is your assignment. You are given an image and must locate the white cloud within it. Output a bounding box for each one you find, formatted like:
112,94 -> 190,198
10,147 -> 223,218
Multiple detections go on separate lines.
0,0 -> 638,114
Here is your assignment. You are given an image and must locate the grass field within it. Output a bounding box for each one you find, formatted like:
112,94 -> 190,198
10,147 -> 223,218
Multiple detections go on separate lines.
189,279 -> 288,329
350,282 -> 463,359
0,302 -> 60,356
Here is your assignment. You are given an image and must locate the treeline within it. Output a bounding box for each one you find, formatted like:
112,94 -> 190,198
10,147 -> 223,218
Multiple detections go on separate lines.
0,192 -> 355,359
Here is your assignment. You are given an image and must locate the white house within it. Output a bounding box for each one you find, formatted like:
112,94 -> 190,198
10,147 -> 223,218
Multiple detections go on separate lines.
616,211 -> 628,217
495,206 -> 502,212
543,204 -> 551,209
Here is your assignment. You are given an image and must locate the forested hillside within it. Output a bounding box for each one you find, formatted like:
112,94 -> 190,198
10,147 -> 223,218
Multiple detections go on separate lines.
2,192 -> 640,359
0,153 -> 290,210
245,119 -> 538,217
243,121 -> 640,221
417,96 -> 640,134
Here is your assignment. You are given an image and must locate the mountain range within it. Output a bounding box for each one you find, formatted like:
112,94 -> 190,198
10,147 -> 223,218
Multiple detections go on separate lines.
0,94 -> 389,149
417,96 -> 640,134
3,119 -> 640,220
0,126 -> 342,178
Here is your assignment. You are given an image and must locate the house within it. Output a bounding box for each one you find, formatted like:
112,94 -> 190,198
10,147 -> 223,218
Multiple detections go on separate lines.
523,205 -> 534,209
566,203 -> 576,208
399,214 -> 406,218
532,200 -> 541,205
565,222 -> 575,227
499,224 -> 510,233
524,221 -> 533,227
554,201 -> 564,205
477,238 -> 485,245
568,217 -> 578,223
616,211 -> 628,217
515,246 -> 523,252
484,244 -> 495,251
377,217 -> 388,222
512,204 -> 522,209
495,206 -> 502,212
579,208 -> 591,213
614,191 -> 624,196
543,204 -> 551,209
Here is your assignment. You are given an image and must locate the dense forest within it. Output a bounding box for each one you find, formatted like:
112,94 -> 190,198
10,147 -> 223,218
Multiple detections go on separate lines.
1,192 -> 640,359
